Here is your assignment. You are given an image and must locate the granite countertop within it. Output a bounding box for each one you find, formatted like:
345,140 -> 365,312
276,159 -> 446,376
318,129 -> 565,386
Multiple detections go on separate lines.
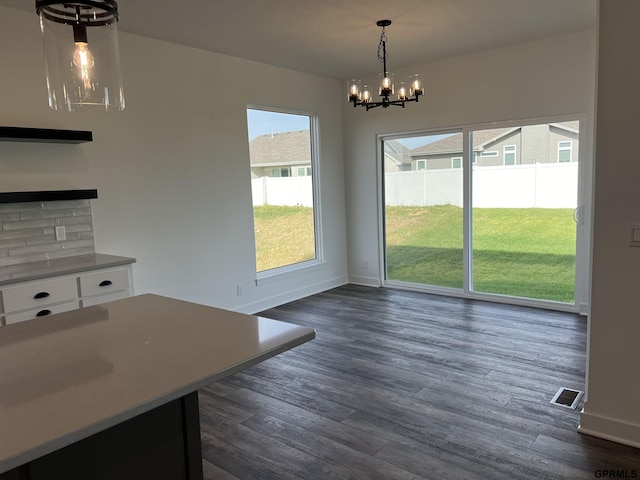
0,294 -> 315,473
0,254 -> 136,287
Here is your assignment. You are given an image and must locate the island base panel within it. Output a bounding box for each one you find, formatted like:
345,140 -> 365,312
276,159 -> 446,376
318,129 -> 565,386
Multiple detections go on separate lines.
1,392 -> 203,480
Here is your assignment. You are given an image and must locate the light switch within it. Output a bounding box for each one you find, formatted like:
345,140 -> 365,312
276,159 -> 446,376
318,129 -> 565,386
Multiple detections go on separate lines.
55,225 -> 66,241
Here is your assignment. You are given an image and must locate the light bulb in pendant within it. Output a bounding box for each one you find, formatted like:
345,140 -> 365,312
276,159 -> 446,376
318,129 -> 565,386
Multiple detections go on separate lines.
72,22 -> 94,91
73,41 -> 95,88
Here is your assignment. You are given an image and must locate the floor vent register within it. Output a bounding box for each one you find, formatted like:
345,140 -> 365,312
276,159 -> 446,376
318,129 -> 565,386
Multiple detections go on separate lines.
550,387 -> 584,409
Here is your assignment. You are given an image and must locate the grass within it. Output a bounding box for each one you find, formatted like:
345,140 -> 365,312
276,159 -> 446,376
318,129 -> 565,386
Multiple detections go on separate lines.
254,204 -> 576,303
385,205 -> 576,303
253,205 -> 315,272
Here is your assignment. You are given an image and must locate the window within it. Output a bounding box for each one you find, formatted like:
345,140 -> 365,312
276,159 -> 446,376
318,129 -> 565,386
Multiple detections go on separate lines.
247,107 -> 319,274
416,159 -> 427,170
504,145 -> 516,165
452,157 -> 462,169
480,150 -> 498,157
558,141 -> 572,163
271,167 -> 291,177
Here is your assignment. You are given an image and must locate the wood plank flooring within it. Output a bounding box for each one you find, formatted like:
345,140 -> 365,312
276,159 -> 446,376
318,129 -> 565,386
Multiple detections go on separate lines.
198,285 -> 640,479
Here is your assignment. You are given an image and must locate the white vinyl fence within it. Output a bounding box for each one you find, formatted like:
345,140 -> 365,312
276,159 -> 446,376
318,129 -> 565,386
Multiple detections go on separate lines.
252,162 -> 578,209
385,162 -> 578,208
252,176 -> 313,207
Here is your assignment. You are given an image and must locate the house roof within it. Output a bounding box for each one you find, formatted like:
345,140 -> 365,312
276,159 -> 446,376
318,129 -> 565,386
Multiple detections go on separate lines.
249,130 -> 310,166
409,121 -> 579,158
384,139 -> 412,166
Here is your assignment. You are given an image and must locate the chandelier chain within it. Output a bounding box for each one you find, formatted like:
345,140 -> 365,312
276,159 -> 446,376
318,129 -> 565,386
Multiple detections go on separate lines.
377,26 -> 387,64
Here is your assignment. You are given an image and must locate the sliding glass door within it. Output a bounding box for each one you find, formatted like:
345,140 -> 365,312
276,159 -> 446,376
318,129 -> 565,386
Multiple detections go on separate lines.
470,122 -> 578,302
383,132 -> 463,289
382,119 -> 581,308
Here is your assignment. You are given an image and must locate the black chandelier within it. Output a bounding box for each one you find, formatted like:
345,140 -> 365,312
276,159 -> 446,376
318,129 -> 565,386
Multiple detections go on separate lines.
348,20 -> 423,111
35,0 -> 125,111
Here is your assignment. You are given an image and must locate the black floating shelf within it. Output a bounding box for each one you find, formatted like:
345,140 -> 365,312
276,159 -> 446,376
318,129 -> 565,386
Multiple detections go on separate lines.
0,126 -> 92,144
0,189 -> 98,204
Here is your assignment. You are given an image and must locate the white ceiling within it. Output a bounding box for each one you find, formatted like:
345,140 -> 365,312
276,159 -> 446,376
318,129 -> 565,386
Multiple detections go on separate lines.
1,0 -> 596,79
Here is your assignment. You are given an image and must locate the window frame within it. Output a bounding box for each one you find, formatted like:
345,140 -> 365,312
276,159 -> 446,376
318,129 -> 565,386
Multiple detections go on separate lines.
480,150 -> 499,157
377,113 -> 589,315
247,105 -> 324,284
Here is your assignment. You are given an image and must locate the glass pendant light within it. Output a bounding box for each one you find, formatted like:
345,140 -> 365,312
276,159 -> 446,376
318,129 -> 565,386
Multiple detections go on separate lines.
36,0 -> 125,112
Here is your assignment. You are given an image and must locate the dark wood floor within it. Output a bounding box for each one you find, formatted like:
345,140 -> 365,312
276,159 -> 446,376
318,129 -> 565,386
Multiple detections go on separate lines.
198,285 -> 640,479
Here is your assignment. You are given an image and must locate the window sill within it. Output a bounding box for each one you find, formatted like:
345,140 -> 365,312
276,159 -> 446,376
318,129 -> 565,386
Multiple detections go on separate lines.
255,260 -> 326,286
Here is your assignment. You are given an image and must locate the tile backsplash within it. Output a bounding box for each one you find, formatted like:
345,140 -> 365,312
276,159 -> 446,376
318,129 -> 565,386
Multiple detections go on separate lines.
0,199 -> 95,267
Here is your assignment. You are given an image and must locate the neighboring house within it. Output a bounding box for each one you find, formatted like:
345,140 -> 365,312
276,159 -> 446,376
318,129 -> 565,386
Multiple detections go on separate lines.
383,139 -> 412,172
249,130 -> 311,178
410,121 -> 579,170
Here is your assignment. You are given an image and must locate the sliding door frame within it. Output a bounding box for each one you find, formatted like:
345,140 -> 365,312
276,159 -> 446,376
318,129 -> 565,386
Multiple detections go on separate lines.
377,113 -> 592,314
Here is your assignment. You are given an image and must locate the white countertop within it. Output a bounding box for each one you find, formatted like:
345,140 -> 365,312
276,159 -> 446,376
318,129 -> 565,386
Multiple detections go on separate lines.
0,294 -> 315,473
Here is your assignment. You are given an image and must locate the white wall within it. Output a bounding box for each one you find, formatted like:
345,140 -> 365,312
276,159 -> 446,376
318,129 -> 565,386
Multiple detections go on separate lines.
578,0 -> 640,448
343,30 -> 597,301
0,6 -> 348,313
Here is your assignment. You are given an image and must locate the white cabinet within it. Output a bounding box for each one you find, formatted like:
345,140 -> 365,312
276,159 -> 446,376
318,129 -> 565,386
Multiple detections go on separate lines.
0,265 -> 133,325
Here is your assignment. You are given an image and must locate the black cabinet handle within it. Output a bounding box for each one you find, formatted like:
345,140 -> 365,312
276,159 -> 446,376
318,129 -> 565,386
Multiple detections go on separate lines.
36,309 -> 52,317
34,291 -> 50,299
99,280 -> 113,287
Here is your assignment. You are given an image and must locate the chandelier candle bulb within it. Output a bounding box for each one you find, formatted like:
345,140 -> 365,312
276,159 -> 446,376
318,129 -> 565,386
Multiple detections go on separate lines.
398,82 -> 408,101
379,72 -> 394,96
348,79 -> 361,101
362,86 -> 371,103
410,74 -> 424,96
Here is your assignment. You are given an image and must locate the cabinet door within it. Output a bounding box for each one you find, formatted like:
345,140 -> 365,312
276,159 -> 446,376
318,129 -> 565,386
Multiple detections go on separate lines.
2,277 -> 77,313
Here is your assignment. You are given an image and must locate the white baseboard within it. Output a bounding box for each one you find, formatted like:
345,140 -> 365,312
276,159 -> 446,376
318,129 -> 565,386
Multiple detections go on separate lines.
579,407 -> 640,448
348,275 -> 381,287
235,275 -> 348,315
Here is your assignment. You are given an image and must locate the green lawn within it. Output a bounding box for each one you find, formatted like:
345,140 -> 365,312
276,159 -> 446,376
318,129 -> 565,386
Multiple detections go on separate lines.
253,204 -> 576,303
386,205 -> 576,303
253,205 -> 315,272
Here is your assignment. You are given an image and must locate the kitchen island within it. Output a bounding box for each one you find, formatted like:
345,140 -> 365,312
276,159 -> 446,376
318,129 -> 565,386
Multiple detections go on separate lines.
0,294 -> 315,479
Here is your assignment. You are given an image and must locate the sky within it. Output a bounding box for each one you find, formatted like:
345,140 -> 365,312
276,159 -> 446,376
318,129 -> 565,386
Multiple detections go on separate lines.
247,107 -> 455,150
247,109 -> 309,141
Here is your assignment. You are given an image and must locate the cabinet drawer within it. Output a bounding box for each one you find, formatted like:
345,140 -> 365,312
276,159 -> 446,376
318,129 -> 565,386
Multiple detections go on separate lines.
2,277 -> 77,314
79,268 -> 130,298
5,300 -> 79,325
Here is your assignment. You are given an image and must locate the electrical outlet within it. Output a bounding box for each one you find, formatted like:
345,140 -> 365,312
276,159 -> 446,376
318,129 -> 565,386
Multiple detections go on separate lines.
363,258 -> 369,270
55,225 -> 66,241
237,284 -> 244,296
